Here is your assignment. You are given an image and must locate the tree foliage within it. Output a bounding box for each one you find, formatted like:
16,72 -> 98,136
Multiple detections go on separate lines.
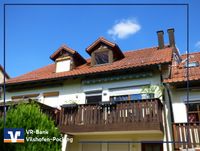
141,85 -> 164,99
0,102 -> 61,151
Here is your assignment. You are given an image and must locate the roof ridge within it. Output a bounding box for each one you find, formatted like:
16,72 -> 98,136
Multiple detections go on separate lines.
181,51 -> 200,56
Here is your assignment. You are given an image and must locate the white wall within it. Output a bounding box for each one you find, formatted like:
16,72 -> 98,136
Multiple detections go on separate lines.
56,59 -> 71,73
170,89 -> 200,123
2,72 -> 162,108
0,70 -> 4,83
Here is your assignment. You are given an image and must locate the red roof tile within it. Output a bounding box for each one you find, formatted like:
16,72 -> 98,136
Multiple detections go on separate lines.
164,52 -> 200,83
5,46 -> 173,85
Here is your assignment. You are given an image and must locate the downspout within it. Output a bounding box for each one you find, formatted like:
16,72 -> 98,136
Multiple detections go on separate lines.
158,64 -> 170,151
163,83 -> 174,123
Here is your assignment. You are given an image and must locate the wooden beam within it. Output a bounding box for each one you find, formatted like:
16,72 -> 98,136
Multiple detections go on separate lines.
43,92 -> 59,97
11,94 -> 40,100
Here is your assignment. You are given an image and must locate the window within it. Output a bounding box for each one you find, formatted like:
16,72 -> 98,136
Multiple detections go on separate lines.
130,94 -> 142,100
110,93 -> 154,102
95,51 -> 109,65
110,95 -> 128,102
142,143 -> 163,151
85,91 -> 102,104
185,61 -> 199,68
187,103 -> 200,122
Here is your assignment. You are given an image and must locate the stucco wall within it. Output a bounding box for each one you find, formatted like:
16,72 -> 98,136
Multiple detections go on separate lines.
66,132 -> 163,151
170,88 -> 200,123
3,72 -> 162,107
0,71 -> 4,83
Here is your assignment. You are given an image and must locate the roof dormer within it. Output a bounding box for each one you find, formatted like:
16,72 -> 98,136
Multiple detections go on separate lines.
86,37 -> 124,66
50,45 -> 86,73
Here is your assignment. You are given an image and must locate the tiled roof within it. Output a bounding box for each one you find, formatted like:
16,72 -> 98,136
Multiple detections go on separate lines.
5,46 -> 173,85
164,52 -> 200,83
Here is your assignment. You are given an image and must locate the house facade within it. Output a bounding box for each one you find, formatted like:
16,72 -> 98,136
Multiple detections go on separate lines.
0,29 -> 199,151
0,65 -> 9,101
164,52 -> 200,151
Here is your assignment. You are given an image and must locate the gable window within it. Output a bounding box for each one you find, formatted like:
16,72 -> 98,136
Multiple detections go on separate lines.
95,51 -> 109,65
187,102 -> 200,123
85,91 -> 102,104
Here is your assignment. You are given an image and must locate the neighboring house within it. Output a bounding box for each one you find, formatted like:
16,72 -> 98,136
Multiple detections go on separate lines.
164,52 -> 200,151
0,65 -> 9,101
0,28 -> 199,151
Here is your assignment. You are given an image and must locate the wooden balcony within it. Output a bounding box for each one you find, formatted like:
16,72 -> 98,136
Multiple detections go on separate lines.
59,99 -> 163,133
173,123 -> 200,150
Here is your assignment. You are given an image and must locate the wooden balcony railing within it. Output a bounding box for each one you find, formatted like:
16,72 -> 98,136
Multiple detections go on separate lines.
173,123 -> 200,150
59,99 -> 163,133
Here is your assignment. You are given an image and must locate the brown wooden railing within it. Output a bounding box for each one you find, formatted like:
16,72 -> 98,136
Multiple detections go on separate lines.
173,123 -> 200,150
59,99 -> 163,133
0,100 -> 60,126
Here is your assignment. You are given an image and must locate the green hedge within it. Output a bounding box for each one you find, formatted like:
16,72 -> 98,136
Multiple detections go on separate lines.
0,102 -> 61,151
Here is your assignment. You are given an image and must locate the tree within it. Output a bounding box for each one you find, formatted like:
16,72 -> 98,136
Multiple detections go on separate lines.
0,102 -> 61,151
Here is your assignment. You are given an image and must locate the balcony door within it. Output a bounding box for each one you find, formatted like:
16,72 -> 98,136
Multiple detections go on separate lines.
142,143 -> 163,151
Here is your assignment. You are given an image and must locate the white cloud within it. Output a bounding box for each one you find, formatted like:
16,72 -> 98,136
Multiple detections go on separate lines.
108,19 -> 141,39
195,41 -> 200,49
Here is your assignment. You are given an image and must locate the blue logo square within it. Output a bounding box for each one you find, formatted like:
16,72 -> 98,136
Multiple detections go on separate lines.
4,128 -> 24,143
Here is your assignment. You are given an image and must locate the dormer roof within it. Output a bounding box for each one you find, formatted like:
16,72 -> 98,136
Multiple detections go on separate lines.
86,37 -> 124,59
50,45 -> 86,65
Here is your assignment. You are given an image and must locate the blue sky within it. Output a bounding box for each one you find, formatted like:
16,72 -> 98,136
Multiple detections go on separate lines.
0,0 -> 200,77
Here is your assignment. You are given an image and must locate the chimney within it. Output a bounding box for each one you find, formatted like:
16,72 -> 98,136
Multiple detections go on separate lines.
167,28 -> 175,47
157,30 -> 164,49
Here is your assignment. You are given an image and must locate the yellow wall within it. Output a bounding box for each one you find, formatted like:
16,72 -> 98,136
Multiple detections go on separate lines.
67,132 -> 163,151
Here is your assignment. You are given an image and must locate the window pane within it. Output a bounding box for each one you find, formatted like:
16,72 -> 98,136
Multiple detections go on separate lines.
130,94 -> 142,100
95,51 -> 109,65
188,103 -> 198,111
188,103 -> 200,122
86,95 -> 102,104
110,95 -> 128,102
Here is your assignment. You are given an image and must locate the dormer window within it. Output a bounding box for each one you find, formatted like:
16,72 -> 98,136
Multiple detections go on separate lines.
95,51 -> 109,65
86,37 -> 124,66
50,45 -> 86,73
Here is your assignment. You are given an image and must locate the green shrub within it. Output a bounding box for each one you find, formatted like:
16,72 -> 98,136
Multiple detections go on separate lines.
0,102 -> 61,151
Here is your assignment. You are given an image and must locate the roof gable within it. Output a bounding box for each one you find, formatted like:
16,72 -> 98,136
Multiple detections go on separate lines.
86,37 -> 124,60
50,45 -> 86,66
